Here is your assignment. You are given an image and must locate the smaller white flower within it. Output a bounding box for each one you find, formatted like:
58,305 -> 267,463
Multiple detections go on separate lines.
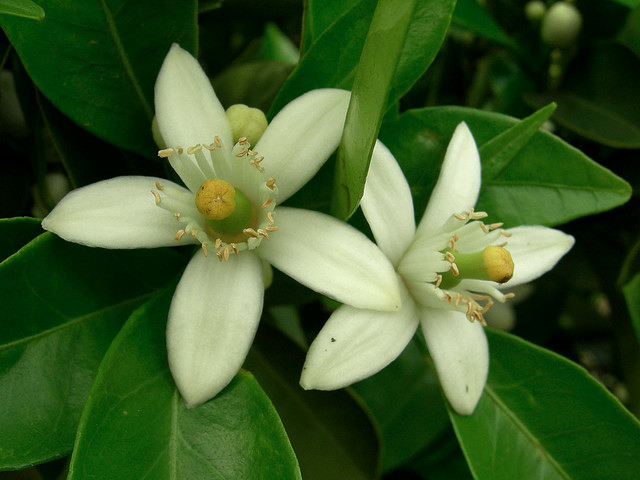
42,44 -> 400,408
300,122 -> 575,415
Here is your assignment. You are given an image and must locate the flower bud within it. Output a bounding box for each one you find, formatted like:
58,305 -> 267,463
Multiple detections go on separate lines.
541,2 -> 583,48
226,104 -> 268,146
525,1 -> 546,22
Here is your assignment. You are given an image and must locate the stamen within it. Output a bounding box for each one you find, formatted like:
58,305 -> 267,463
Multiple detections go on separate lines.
214,136 -> 222,149
445,252 -> 455,262
266,178 -> 276,190
504,292 -> 516,299
445,292 -> 453,303
488,222 -> 503,230
257,229 -> 270,239
235,148 -> 249,157
187,145 -> 202,155
267,212 -> 275,224
151,190 -> 161,205
158,148 -> 174,158
454,213 -> 467,221
224,247 -> 230,261
204,143 -> 216,151
176,147 -> 184,154
216,250 -> 223,262
250,156 -> 265,172
455,293 -> 462,307
155,181 -> 164,191
434,274 -> 443,288
450,263 -> 460,276
265,226 -> 278,232
238,136 -> 248,145
215,238 -> 222,249
501,229 -> 512,237
175,230 -> 185,241
173,212 -> 180,220
248,150 -> 258,156
191,229 -> 198,238
230,243 -> 239,255
261,198 -> 274,208
243,228 -> 260,238
201,243 -> 208,257
468,208 -> 488,220
480,223 -> 489,234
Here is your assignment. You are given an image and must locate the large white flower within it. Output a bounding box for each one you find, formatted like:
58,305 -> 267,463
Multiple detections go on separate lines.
300,122 -> 574,415
42,44 -> 400,408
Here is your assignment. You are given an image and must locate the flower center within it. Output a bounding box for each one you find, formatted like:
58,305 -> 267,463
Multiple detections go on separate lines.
438,245 -> 514,290
195,178 -> 254,234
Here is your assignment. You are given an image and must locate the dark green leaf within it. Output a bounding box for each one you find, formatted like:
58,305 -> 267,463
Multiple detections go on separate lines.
0,217 -> 41,263
0,234 -> 184,469
244,323 -> 380,480
300,0 -> 359,53
0,0 -> 44,21
450,330 -> 640,480
452,0 -> 515,48
524,43 -> 640,148
352,340 -> 450,473
380,107 -> 631,227
623,273 -> 640,347
0,0 -> 197,156
332,0 -> 417,219
69,287 -> 301,480
271,0 -> 454,118
479,102 -> 556,180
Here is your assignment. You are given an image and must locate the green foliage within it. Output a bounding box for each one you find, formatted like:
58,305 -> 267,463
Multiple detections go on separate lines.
0,0 -> 44,21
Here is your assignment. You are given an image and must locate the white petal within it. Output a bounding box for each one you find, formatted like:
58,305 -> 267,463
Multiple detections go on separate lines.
301,282 -> 418,390
41,176 -> 194,249
419,307 -> 488,415
155,44 -> 232,153
258,206 -> 401,311
501,226 -> 574,287
361,140 -> 416,267
417,122 -> 481,236
255,89 -> 350,202
167,251 -> 264,408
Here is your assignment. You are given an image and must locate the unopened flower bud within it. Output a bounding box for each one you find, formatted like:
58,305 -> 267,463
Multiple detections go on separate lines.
541,2 -> 582,48
525,0 -> 546,21
226,104 -> 268,146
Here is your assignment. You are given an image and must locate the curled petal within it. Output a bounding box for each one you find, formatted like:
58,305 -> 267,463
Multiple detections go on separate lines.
419,307 -> 489,415
42,176 -> 195,249
500,226 -> 574,287
258,207 -> 401,311
417,122 -> 481,237
301,282 -> 418,390
361,140 -> 416,267
255,89 -> 350,202
155,44 -> 232,156
167,251 -> 264,408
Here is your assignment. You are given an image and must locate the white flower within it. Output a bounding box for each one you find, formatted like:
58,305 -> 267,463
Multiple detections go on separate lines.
300,122 -> 574,415
42,44 -> 400,408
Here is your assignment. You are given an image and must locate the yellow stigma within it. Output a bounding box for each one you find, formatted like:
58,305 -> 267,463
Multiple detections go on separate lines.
482,246 -> 514,284
195,178 -> 236,220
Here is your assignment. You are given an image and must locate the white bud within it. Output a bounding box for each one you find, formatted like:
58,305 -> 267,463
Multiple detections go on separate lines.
525,1 -> 546,21
541,2 -> 583,48
226,104 -> 268,146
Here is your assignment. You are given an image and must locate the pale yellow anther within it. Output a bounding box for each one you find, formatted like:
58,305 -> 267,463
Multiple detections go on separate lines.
176,147 -> 184,154
158,148 -> 174,158
261,198 -> 274,209
258,229 -> 269,239
175,230 -> 185,241
187,145 -> 202,155
445,252 -> 455,262
265,226 -> 278,232
451,263 -> 460,276
155,181 -> 164,191
151,190 -> 161,205
454,213 -> 466,221
482,246 -> 514,284
214,137 -> 222,149
434,274 -> 443,288
201,243 -> 208,257
266,178 -> 276,190
195,178 -> 236,220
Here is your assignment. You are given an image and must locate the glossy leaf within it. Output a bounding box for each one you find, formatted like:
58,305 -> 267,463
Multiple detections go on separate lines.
450,330 -> 640,480
0,216 -> 41,262
380,107 -> 631,227
352,340 -> 450,473
524,43 -> 640,148
0,233 -> 184,469
300,0 -> 359,53
244,323 -> 380,480
69,288 -> 301,480
0,0 -> 197,156
0,0 -> 44,20
623,272 -> 640,346
452,0 -> 515,48
332,0 -> 417,220
271,0 -> 455,118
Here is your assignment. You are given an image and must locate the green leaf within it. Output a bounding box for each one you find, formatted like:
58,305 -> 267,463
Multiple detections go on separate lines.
0,0 -> 197,156
69,287 -> 301,480
380,107 -> 631,227
332,0 -> 417,220
452,0 -> 515,48
300,0 -> 360,53
352,340 -> 450,473
0,234 -> 184,469
480,102 -> 556,181
524,43 -> 640,148
244,323 -> 380,480
450,330 -> 640,480
0,0 -> 44,21
0,217 -> 41,263
623,272 -> 640,347
271,0 -> 455,119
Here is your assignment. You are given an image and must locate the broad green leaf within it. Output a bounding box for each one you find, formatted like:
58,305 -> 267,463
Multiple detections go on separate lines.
244,323 -> 380,480
332,0 -> 417,220
524,43 -> 640,148
618,6 -> 640,58
380,107 -> 631,227
479,103 -> 556,180
300,0 -> 360,53
0,217 -> 41,262
271,0 -> 455,118
450,330 -> 640,480
0,234 -> 184,469
37,93 -> 161,188
69,288 -> 300,480
452,0 -> 515,48
0,0 -> 43,21
263,23 -> 299,64
352,340 -> 450,473
623,272 -> 640,347
0,0 -> 197,156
